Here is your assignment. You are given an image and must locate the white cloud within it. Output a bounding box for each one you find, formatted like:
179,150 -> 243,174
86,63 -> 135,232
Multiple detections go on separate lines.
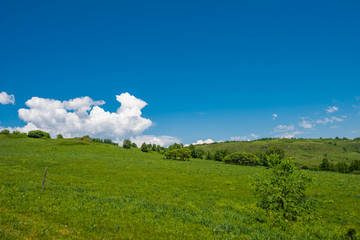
298,120 -> 313,129
185,139 -> 215,147
127,135 -> 181,147
272,113 -> 278,120
250,133 -> 259,138
355,96 -> 360,101
315,116 -> 344,125
231,136 -> 247,141
231,133 -> 259,141
16,93 -> 154,139
326,106 -> 339,113
274,124 -> 295,133
0,91 -> 15,105
275,131 -> 303,139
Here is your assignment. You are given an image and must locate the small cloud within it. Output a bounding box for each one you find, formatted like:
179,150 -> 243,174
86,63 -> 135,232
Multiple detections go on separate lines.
355,96 -> 360,101
231,133 -> 259,141
298,120 -> 313,129
128,135 -> 180,147
330,126 -> 339,129
275,131 -> 303,139
231,136 -> 247,141
274,124 -> 295,133
326,106 -> 339,113
272,113 -> 278,120
316,116 -> 344,125
0,91 -> 15,105
250,133 -> 259,139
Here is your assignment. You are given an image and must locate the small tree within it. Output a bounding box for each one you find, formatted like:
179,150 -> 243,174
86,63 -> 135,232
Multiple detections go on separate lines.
57,134 -> 63,139
141,142 -> 149,152
28,130 -> 51,139
122,139 -> 132,149
0,129 -> 10,135
265,146 -> 285,160
131,142 -> 138,148
254,158 -> 313,221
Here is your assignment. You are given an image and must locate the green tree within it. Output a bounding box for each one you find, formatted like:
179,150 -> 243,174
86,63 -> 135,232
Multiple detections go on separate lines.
123,139 -> 132,149
28,130 -> 51,139
265,146 -> 285,160
214,149 -> 229,161
177,148 -> 191,161
254,158 -> 313,221
319,157 -> 333,171
57,134 -> 63,139
141,142 -> 149,152
0,129 -> 10,135
131,142 -> 138,148
223,152 -> 260,166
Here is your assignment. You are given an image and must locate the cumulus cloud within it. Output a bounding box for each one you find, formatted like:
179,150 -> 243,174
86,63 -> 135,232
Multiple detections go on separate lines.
16,93 -> 153,139
315,116 -> 344,125
127,135 -> 181,147
326,106 -> 339,113
231,133 -> 259,141
275,131 -> 303,139
298,120 -> 313,129
274,124 -> 295,133
272,113 -> 278,120
0,91 -> 15,105
184,139 -> 215,147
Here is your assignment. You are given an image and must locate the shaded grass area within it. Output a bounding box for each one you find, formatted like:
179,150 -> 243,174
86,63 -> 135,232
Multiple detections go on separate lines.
0,135 -> 359,239
196,138 -> 360,166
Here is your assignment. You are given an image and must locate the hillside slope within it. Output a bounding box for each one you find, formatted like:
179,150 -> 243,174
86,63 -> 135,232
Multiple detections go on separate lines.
195,138 -> 360,166
0,135 -> 359,239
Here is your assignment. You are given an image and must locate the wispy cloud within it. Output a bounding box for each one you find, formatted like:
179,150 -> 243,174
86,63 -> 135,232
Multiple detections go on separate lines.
316,116 -> 344,125
326,106 -> 339,113
298,120 -> 313,129
272,113 -> 278,120
231,133 -> 259,141
275,131 -> 303,139
0,91 -> 15,105
274,124 -> 295,133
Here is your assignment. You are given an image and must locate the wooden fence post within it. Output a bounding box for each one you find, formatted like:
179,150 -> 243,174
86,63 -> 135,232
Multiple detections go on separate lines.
42,167 -> 47,189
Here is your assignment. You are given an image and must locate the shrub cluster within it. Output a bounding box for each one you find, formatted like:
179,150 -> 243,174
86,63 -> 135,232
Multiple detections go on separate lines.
28,130 -> 51,139
319,158 -> 360,174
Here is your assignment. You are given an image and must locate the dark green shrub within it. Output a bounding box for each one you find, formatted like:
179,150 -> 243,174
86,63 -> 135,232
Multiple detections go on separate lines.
28,130 -> 51,139
131,142 -> 138,148
319,157 -> 334,171
223,152 -> 260,166
122,139 -> 132,149
214,149 -> 229,161
335,161 -> 349,174
57,134 -> 63,139
141,142 -> 149,152
0,129 -> 10,135
254,158 -> 313,221
265,146 -> 285,160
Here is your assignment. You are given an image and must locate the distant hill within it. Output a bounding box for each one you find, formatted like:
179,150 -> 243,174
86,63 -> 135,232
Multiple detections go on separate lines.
194,138 -> 360,166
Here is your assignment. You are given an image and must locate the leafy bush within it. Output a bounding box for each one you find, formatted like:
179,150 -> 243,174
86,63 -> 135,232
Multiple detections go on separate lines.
28,130 -> 51,139
122,139 -> 132,149
57,134 -> 63,139
0,129 -> 10,135
214,149 -> 229,161
254,158 -> 313,221
141,142 -> 149,152
164,148 -> 191,161
223,152 -> 260,166
319,157 -> 334,171
265,146 -> 285,160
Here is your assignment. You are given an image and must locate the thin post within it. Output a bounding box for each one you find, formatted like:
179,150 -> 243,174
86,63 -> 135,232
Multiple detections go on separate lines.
42,167 -> 47,189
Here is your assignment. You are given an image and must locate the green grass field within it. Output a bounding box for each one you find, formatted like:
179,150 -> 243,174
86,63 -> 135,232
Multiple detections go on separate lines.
1,135 -> 360,239
195,138 -> 360,166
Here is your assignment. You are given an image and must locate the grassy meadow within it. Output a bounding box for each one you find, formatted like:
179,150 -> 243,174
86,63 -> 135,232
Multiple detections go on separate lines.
195,138 -> 360,166
1,135 -> 360,239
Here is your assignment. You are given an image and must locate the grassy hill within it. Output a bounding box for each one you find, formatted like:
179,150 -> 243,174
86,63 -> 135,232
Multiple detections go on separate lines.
195,138 -> 360,166
1,135 -> 360,239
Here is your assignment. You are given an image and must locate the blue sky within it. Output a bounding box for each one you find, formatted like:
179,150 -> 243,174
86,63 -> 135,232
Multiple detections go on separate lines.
1,0 -> 359,145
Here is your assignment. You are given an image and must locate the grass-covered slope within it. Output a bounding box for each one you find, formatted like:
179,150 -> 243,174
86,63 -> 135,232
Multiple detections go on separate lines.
0,135 -> 360,239
195,138 -> 360,166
